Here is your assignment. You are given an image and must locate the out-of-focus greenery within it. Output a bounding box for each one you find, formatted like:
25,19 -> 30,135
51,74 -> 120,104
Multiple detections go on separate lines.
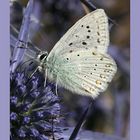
10,0 -> 130,139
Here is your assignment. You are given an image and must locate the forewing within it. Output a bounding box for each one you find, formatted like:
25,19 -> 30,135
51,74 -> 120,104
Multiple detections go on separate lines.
49,48 -> 117,98
47,9 -> 109,60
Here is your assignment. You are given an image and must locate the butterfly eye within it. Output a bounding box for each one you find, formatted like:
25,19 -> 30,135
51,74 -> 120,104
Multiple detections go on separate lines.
39,53 -> 47,61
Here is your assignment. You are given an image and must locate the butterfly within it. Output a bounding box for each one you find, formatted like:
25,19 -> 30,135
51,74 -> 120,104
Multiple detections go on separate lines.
37,9 -> 117,98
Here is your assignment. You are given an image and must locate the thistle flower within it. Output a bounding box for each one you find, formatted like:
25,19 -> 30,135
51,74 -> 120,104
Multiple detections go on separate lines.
10,66 -> 62,140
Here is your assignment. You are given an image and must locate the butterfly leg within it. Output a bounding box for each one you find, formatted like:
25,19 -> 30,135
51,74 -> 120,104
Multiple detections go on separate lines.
30,68 -> 38,78
30,66 -> 43,79
55,82 -> 58,96
44,69 -> 48,87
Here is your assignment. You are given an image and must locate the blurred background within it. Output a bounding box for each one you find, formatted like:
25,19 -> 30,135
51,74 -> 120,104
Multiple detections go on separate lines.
10,0 -> 130,139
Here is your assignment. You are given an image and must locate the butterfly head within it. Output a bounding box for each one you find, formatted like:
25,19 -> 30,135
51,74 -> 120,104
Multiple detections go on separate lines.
37,51 -> 48,63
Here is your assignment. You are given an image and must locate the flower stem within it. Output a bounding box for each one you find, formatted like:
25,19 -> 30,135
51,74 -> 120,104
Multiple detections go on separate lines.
10,0 -> 34,73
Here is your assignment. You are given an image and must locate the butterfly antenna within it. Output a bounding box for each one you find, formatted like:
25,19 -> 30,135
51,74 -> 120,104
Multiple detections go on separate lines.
80,0 -> 118,26
11,58 -> 35,74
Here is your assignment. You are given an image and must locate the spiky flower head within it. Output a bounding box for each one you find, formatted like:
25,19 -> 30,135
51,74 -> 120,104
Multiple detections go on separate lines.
10,66 -> 61,140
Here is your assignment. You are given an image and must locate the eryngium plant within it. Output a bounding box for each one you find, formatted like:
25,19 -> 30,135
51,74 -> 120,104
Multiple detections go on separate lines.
10,66 -> 61,140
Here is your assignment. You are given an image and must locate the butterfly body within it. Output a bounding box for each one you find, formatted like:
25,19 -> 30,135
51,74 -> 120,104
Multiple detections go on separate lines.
38,9 -> 117,98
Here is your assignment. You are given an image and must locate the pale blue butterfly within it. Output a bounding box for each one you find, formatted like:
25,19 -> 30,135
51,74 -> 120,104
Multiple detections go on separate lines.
37,9 -> 117,98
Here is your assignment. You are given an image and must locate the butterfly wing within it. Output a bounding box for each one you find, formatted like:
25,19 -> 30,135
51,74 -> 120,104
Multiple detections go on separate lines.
47,48 -> 117,98
45,9 -> 117,98
47,9 -> 109,60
